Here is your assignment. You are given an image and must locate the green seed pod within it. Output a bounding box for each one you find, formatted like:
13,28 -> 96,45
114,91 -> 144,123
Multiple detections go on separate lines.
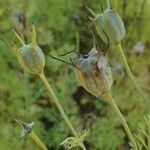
13,26 -> 45,75
18,44 -> 45,75
94,14 -> 108,43
103,9 -> 125,44
92,7 -> 125,44
73,47 -> 113,96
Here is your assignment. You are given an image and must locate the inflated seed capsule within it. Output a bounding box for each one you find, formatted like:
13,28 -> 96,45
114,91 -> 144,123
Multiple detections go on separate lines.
91,3 -> 125,44
73,47 -> 113,96
94,14 -> 107,43
103,9 -> 125,44
13,26 -> 45,75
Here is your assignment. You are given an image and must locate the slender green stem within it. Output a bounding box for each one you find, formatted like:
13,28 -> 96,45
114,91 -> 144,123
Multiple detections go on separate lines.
148,118 -> 150,150
39,73 -> 78,137
14,119 -> 48,150
31,25 -> 36,47
13,29 -> 25,46
114,0 -> 118,9
80,143 -> 87,150
116,43 -> 146,101
86,7 -> 97,17
106,0 -> 110,9
104,92 -> 138,150
28,131 -> 48,150
38,73 -> 87,150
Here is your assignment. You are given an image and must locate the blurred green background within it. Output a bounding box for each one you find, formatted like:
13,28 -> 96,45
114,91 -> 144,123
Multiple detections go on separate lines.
0,0 -> 150,149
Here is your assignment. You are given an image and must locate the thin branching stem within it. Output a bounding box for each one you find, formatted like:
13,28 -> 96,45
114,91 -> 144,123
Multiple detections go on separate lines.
28,131 -> 48,150
14,119 -> 48,150
116,43 -> 147,101
114,0 -> 118,9
86,7 -> 97,17
38,73 -> 87,150
80,143 -> 87,150
106,0 -> 110,9
104,92 -> 138,150
31,25 -> 36,47
13,29 -> 25,46
134,133 -> 148,149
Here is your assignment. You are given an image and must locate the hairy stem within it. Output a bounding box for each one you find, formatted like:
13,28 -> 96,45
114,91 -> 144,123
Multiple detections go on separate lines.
28,131 -> 48,150
38,73 -> 87,150
104,92 -> 138,150
116,43 -> 146,101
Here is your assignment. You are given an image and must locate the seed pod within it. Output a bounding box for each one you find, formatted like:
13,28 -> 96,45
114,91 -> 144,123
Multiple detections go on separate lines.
103,9 -> 125,44
73,47 -> 113,96
94,14 -> 107,43
13,26 -> 45,75
14,119 -> 34,137
92,8 -> 125,44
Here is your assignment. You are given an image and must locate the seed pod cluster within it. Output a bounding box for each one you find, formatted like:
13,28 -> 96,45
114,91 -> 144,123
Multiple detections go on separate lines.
13,26 -> 45,75
92,7 -> 125,44
73,47 -> 113,96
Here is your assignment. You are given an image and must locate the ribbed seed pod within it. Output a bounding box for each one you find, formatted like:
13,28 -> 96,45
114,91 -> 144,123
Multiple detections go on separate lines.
73,47 -> 113,96
94,14 -> 107,43
103,9 -> 125,44
93,8 -> 125,44
18,44 -> 45,75
13,26 -> 45,75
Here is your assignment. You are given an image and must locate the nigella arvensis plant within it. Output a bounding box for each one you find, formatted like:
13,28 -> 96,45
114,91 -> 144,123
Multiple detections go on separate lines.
13,26 -> 87,150
87,0 -> 146,101
14,119 -> 48,150
73,46 -> 113,96
60,45 -> 138,150
88,0 -> 125,45
13,27 -> 45,75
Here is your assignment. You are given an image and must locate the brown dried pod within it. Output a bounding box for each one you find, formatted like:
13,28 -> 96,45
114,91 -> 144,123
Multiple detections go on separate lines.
73,47 -> 113,96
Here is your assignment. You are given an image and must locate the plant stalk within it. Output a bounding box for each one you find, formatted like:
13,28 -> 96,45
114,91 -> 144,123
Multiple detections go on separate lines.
116,43 -> 146,101
28,131 -> 48,150
38,73 -> 87,150
80,143 -> 87,150
104,92 -> 138,150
